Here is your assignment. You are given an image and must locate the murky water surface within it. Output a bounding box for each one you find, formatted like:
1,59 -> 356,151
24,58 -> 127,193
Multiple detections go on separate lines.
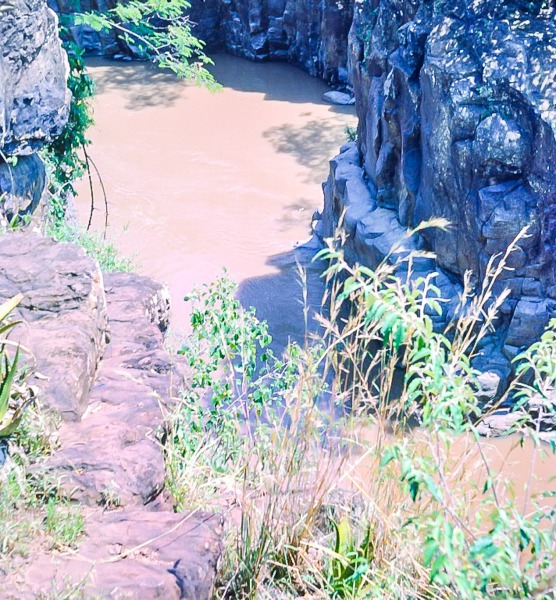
77,55 -> 556,505
76,54 -> 355,344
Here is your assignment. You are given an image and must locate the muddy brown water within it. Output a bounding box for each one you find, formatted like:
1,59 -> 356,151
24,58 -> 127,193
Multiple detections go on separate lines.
76,55 -> 556,514
76,54 -> 355,348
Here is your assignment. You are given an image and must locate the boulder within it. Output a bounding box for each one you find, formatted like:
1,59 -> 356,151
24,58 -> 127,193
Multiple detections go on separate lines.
323,91 -> 355,105
0,232 -> 108,421
504,298 -> 550,351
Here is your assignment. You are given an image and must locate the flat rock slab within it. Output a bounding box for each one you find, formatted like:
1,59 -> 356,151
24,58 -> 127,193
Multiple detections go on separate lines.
3,508 -> 224,599
323,90 -> 355,105
42,271 -> 180,507
0,232 -> 108,421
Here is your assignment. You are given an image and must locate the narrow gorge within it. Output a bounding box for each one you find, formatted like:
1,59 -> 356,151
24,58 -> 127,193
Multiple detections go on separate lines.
1,0 -> 556,597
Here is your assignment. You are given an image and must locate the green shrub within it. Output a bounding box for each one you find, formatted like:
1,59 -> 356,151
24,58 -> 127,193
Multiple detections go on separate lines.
164,229 -> 556,599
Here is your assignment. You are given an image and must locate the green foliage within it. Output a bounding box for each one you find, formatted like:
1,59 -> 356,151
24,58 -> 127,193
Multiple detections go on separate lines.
328,518 -> 374,598
164,230 -> 556,599
515,319 -> 556,408
44,497 -> 85,549
317,229 -> 556,599
41,33 -> 95,208
0,403 -> 83,566
47,221 -> 135,273
166,274 -> 285,508
74,0 -> 218,89
0,294 -> 31,440
344,125 -> 357,143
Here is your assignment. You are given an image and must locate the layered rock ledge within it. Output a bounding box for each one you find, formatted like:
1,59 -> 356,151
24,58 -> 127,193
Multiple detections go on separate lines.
0,233 -> 223,598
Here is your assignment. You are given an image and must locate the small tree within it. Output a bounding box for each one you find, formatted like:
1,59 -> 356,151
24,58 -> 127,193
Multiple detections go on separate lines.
45,0 -> 217,217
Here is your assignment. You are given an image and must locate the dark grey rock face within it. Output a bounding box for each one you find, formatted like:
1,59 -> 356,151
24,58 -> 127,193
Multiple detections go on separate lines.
0,0 -> 71,221
0,0 -> 70,155
52,0 -> 354,85
210,0 -> 354,83
47,0 -> 129,56
320,0 -> 556,378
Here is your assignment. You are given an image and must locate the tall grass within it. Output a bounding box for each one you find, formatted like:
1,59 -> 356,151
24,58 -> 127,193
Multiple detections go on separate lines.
164,227 -> 556,599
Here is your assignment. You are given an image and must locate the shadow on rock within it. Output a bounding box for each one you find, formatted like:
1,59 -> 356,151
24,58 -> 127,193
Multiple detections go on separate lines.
236,239 -> 327,358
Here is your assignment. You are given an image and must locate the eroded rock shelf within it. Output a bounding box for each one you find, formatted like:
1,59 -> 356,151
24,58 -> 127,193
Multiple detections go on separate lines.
0,233 -> 223,599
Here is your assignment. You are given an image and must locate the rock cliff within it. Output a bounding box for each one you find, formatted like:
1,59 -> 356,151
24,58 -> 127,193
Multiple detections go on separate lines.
0,0 -> 71,221
191,0 -> 354,84
50,0 -> 354,84
317,0 -> 556,389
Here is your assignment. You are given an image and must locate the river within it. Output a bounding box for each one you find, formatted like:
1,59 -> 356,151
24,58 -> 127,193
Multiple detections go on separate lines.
76,54 -> 555,513
76,54 -> 356,349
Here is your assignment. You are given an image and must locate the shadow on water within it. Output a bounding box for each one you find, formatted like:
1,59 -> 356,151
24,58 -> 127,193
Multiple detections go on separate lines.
236,240 -> 327,358
86,57 -> 185,110
209,54 -> 354,111
86,53 -> 356,113
276,197 -> 319,232
263,119 -> 346,184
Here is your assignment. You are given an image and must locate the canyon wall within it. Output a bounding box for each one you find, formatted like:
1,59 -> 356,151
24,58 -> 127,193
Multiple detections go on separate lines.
190,0 -> 354,84
316,0 -> 556,390
0,0 -> 71,222
49,0 -> 354,85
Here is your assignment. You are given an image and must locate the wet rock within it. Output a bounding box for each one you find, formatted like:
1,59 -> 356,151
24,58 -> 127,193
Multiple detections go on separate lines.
0,155 -> 47,223
475,371 -> 502,406
0,232 -> 108,421
475,410 -> 526,437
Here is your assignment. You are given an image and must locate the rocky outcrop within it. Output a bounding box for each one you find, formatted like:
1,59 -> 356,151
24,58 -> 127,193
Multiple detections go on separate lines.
318,0 -> 556,386
193,0 -> 354,83
42,270 -> 174,506
0,233 -> 108,421
51,0 -> 354,85
0,232 -> 223,597
0,0 -> 70,221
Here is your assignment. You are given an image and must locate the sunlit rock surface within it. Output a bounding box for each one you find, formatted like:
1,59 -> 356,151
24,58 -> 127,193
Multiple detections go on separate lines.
0,233 -> 223,597
0,0 -> 70,219
320,0 -> 556,383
